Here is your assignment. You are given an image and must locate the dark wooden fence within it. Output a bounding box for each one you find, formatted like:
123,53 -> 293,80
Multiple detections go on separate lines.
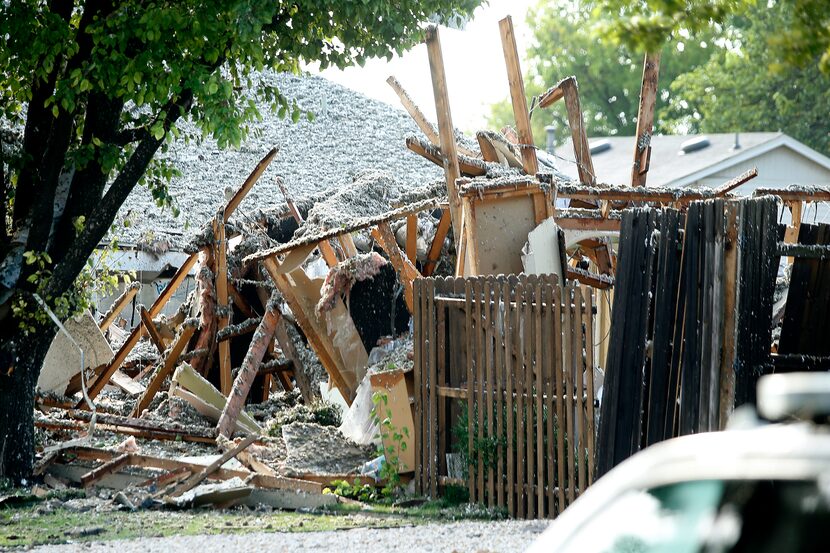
413,275 -> 596,518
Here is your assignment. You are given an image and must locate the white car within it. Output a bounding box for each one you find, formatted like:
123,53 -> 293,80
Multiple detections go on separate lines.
527,373 -> 830,553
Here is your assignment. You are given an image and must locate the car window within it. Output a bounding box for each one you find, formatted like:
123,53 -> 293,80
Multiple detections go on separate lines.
558,479 -> 830,553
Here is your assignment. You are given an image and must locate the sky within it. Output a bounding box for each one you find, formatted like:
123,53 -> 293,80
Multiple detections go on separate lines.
311,0 -> 538,132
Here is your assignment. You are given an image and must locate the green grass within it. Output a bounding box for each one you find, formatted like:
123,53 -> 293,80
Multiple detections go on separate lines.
0,489 -> 504,548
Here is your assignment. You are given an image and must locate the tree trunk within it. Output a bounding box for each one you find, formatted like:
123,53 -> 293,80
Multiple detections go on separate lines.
0,323 -> 55,483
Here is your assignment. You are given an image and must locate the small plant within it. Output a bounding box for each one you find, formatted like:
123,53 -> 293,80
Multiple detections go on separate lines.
370,391 -> 410,498
324,479 -> 380,503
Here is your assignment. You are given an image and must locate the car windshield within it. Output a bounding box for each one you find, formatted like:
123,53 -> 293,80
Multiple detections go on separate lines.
559,478 -> 830,553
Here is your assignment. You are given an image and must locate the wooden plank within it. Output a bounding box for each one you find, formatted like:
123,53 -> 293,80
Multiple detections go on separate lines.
406,214 -> 418,264
712,168 -> 758,196
261,259 -> 353,403
99,283 -> 139,331
425,25 -> 463,243
426,277 -> 438,498
494,280 -> 505,509
582,287 -> 596,484
424,209 -> 451,277
405,136 -> 487,177
387,76 -> 480,159
573,286 -> 586,497
223,147 -> 278,221
484,279 -> 495,507
139,306 -> 166,354
560,78 -> 596,186
215,218 -> 232,396
498,16 -> 538,175
167,435 -> 258,498
553,286 -> 566,513
371,222 -> 420,313
538,77 -> 567,108
754,187 -> 830,202
630,52 -> 661,187
474,278 -> 485,504
504,279 -> 515,517
273,316 -> 314,404
719,202 -> 739,427
132,324 -> 196,418
412,279 -> 423,494
436,291 -> 448,490
544,284 -> 555,515
83,252 -> 198,404
80,453 -> 131,487
562,286 -> 575,505
523,279 -> 535,518
534,282 -> 544,515
464,278 -> 475,503
514,279 -> 525,518
783,201 -> 804,264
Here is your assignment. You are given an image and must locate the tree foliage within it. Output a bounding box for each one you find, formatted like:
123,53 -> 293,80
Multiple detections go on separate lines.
665,2 -> 830,156
0,0 -> 482,481
488,1 -> 716,147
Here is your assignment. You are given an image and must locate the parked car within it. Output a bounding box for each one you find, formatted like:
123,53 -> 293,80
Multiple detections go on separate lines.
527,373 -> 830,553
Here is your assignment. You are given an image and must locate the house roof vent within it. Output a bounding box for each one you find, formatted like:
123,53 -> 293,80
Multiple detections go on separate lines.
680,136 -> 710,154
589,139 -> 612,155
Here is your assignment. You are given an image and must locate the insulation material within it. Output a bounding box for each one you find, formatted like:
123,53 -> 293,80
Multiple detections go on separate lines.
38,311 -> 114,395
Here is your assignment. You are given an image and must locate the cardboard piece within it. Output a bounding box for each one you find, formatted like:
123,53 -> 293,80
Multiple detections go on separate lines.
522,217 -> 565,282
369,369 -> 415,473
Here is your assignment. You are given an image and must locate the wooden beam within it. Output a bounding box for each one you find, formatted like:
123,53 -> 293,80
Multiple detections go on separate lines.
423,209 -> 451,277
499,15 -> 538,175
405,136 -> 486,177
215,217 -> 232,396
132,324 -> 196,418
754,187 -> 830,202
406,214 -> 418,264
273,317 -> 314,403
218,296 -> 280,438
99,283 -> 139,332
712,168 -> 758,196
261,259 -> 354,403
82,252 -> 198,405
223,147 -> 278,222
560,78 -> 596,186
630,52 -> 661,187
782,201 -> 804,264
338,233 -> 358,259
80,453 -> 131,487
277,177 -> 339,267
538,77 -> 568,108
371,222 -> 420,313
387,75 -> 478,159
140,306 -> 166,354
425,25 -> 463,245
166,435 -> 258,498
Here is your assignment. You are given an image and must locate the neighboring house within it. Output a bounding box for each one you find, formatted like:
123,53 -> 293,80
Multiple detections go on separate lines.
94,71 -> 441,325
555,132 -> 830,222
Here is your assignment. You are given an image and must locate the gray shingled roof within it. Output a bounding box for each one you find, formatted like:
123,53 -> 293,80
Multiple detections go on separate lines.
113,72 -> 441,251
554,132 -> 783,188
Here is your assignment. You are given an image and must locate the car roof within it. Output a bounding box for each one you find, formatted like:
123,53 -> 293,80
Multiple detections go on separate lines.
527,423 -> 830,552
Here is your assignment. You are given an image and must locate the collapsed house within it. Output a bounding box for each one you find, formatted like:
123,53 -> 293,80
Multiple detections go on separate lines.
33,18 -> 830,519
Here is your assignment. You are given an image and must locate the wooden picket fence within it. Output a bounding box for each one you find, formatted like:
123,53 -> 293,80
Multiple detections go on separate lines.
413,274 -> 596,519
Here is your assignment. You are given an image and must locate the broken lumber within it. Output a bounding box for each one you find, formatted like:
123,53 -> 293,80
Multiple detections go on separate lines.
538,76 -> 568,108
273,317 -> 315,403
214,216 -> 232,396
712,168 -> 758,196
405,136 -> 487,177
631,52 -> 661,187
99,282 -> 140,332
277,177 -> 339,266
499,15 -> 538,175
167,434 -> 258,498
372,222 -> 420,313
387,75 -> 479,159
423,209 -> 451,277
170,363 -> 262,435
425,25 -> 463,245
36,411 -> 217,443
218,294 -> 281,438
140,306 -> 166,354
223,147 -> 278,222
80,453 -> 131,487
560,77 -> 596,186
83,251 -> 198,405
132,322 -> 197,418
